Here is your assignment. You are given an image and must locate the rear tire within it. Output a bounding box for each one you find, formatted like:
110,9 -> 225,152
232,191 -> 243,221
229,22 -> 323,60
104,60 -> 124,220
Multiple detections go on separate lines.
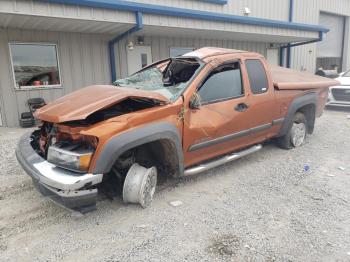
277,112 -> 307,149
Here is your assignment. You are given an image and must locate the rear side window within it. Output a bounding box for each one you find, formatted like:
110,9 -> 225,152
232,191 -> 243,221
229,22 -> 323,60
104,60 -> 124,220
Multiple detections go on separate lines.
245,59 -> 268,94
198,62 -> 243,104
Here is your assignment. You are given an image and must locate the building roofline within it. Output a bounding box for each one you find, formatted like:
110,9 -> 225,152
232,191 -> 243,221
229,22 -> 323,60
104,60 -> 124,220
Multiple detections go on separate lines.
42,0 -> 329,33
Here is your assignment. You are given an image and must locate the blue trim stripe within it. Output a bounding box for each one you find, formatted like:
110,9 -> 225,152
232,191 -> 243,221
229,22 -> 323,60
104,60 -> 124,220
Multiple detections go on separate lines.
109,11 -> 143,82
281,31 -> 324,49
43,0 -> 329,33
286,0 -> 294,68
288,0 -> 294,22
279,31 -> 323,67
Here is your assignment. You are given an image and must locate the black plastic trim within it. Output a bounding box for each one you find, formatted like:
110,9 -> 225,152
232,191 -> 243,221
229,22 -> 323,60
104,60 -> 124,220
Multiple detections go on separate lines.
93,122 -> 184,175
272,118 -> 285,125
32,178 -> 98,213
188,122 -> 272,152
277,92 -> 317,137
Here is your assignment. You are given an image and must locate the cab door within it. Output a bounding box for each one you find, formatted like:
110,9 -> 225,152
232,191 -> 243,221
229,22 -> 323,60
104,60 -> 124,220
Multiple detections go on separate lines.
183,60 -> 255,167
242,58 -> 279,143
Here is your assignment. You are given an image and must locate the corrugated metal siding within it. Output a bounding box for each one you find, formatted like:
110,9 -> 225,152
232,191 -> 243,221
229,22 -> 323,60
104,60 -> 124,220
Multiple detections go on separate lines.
0,0 -> 135,24
291,0 -> 350,27
3,0 -> 290,21
0,28 -> 110,127
0,0 -> 316,41
114,35 -> 270,78
289,0 -> 350,72
131,0 -> 290,20
142,13 -> 316,40
319,0 -> 350,18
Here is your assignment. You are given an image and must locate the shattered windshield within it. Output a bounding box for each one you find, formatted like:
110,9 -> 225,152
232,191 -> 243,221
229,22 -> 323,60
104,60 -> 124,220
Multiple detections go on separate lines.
114,58 -> 201,101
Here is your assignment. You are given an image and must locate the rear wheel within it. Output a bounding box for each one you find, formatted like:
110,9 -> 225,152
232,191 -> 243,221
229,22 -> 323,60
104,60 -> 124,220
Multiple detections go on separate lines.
277,112 -> 307,149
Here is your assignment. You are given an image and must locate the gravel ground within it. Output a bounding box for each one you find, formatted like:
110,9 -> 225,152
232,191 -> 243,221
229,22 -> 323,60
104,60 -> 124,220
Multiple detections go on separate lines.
1,108 -> 350,262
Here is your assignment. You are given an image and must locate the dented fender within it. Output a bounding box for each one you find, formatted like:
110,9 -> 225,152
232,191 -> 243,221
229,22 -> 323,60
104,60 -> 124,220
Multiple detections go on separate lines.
92,121 -> 184,175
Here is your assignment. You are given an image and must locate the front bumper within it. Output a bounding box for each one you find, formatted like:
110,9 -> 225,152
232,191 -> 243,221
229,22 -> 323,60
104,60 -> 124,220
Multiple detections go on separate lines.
327,87 -> 350,107
326,100 -> 350,107
15,132 -> 103,213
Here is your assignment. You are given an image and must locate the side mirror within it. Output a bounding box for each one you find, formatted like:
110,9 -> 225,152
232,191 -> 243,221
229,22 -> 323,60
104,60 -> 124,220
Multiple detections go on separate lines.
189,93 -> 201,110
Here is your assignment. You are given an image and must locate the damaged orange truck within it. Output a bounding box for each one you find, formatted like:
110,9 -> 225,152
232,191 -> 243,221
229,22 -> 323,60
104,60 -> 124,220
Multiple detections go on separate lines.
16,47 -> 338,212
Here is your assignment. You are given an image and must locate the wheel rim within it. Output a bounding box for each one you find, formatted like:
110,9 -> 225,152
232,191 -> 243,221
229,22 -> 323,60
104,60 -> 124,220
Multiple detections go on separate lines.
291,122 -> 306,147
123,164 -> 157,208
140,169 -> 157,208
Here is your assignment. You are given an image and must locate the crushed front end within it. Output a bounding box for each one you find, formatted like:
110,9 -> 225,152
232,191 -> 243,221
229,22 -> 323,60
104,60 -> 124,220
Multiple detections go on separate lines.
16,122 -> 103,213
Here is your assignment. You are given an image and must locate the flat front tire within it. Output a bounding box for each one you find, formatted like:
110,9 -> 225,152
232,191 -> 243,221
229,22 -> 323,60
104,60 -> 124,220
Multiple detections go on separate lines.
277,112 -> 307,149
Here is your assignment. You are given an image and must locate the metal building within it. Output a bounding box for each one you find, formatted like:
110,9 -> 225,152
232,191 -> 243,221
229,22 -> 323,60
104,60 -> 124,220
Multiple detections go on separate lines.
0,0 -> 349,127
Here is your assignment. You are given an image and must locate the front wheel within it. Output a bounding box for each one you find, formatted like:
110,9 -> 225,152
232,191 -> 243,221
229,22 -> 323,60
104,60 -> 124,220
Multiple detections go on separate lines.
277,112 -> 307,149
122,163 -> 157,208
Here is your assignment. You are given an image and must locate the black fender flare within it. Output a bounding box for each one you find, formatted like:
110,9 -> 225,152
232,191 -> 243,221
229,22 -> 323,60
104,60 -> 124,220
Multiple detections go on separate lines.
277,92 -> 318,137
93,122 -> 184,175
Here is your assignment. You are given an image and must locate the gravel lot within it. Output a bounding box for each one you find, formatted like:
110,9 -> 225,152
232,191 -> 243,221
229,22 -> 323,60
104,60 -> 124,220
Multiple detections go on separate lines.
1,108 -> 350,262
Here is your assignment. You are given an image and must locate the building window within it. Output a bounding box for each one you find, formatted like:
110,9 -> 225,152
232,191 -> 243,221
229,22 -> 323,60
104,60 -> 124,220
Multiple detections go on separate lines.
141,53 -> 148,68
9,43 -> 61,89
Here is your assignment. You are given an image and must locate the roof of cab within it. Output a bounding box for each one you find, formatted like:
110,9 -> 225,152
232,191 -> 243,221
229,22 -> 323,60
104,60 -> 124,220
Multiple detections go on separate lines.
183,47 -> 257,62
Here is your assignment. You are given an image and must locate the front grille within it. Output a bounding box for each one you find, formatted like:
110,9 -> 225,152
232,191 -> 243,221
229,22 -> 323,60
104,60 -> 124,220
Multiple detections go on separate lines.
332,88 -> 350,101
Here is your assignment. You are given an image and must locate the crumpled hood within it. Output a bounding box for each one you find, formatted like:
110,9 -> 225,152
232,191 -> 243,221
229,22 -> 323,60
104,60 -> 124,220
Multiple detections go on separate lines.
35,85 -> 169,123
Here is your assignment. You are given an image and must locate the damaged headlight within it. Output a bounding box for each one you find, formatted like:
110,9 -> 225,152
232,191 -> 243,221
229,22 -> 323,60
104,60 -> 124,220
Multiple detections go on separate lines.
47,145 -> 93,173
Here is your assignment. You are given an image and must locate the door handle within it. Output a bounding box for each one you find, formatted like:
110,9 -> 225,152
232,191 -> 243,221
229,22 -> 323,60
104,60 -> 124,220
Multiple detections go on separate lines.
234,103 -> 249,112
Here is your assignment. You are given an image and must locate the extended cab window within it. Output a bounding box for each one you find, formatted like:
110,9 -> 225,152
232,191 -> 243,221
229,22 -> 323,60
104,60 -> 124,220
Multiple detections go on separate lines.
198,62 -> 243,104
245,59 -> 268,94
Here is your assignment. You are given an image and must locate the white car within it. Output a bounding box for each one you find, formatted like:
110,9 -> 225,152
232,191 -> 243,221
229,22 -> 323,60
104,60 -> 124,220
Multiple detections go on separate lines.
327,69 -> 350,107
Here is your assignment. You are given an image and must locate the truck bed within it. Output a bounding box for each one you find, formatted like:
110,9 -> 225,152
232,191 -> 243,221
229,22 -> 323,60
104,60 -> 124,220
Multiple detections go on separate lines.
271,66 -> 339,90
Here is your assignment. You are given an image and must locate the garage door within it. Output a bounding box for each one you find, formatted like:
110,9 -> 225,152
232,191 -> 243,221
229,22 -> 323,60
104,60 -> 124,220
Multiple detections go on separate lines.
316,12 -> 345,72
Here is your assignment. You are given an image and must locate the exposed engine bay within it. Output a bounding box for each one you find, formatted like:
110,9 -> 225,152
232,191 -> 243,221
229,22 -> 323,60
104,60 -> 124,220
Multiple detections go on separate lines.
30,122 -> 96,159
31,96 -> 161,162
70,97 -> 161,126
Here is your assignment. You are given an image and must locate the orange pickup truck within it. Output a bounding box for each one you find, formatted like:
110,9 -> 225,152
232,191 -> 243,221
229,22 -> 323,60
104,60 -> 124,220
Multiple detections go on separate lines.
16,47 -> 338,212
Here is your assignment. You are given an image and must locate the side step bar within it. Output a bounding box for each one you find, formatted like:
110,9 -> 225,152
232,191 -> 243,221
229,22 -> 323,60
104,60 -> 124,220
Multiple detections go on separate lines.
184,144 -> 262,176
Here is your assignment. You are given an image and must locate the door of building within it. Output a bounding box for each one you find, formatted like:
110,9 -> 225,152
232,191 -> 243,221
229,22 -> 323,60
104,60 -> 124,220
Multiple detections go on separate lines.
127,46 -> 152,76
